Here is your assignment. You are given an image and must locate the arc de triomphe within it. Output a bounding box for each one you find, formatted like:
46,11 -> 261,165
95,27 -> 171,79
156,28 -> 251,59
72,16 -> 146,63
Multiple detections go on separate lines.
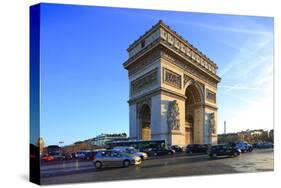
123,20 -> 221,146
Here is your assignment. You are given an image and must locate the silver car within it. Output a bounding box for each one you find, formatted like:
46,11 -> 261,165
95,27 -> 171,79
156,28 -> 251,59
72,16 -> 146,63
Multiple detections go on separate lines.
93,150 -> 142,169
113,146 -> 148,160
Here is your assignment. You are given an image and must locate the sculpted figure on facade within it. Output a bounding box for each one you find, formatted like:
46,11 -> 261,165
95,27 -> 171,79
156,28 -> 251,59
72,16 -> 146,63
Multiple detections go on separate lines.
206,113 -> 216,135
167,100 -> 180,130
164,68 -> 181,89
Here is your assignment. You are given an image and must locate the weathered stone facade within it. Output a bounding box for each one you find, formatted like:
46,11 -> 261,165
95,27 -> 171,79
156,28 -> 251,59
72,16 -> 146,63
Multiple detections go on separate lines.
123,20 -> 221,146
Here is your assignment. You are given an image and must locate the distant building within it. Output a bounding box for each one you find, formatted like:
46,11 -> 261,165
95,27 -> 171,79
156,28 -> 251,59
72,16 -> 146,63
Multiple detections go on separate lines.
217,132 -> 239,143
218,129 -> 274,144
90,133 -> 128,146
62,142 -> 89,153
60,133 -> 128,153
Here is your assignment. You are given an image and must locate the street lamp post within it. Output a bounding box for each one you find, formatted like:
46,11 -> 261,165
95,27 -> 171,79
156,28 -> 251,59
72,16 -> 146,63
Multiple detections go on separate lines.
59,141 -> 64,153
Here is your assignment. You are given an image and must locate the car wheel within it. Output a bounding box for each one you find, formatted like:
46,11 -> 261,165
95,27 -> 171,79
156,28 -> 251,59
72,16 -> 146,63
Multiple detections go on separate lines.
189,151 -> 193,154
233,152 -> 239,157
153,152 -> 158,156
94,161 -> 102,169
140,156 -> 144,161
123,160 -> 131,167
168,151 -> 172,155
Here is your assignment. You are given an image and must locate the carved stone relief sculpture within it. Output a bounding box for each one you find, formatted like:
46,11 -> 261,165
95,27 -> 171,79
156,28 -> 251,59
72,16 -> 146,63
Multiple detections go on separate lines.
163,68 -> 182,89
131,68 -> 157,95
167,100 -> 180,130
206,113 -> 216,135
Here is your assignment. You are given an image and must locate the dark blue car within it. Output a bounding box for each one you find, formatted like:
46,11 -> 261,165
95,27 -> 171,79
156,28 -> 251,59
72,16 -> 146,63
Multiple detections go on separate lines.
208,144 -> 241,158
185,144 -> 210,154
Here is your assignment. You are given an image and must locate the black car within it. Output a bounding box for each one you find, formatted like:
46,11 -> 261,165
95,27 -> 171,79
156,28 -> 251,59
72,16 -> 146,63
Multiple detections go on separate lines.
208,144 -> 241,158
71,152 -> 76,159
170,145 -> 184,153
62,153 -> 73,160
84,151 -> 97,160
185,144 -> 210,154
143,148 -> 175,156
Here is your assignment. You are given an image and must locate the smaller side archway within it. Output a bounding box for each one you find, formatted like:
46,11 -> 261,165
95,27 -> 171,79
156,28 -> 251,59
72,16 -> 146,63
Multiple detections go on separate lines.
139,104 -> 151,140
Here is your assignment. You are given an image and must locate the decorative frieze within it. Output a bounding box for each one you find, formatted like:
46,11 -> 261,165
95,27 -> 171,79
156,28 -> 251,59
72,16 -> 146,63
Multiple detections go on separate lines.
160,27 -> 217,75
128,50 -> 160,76
206,89 -> 216,103
131,68 -> 158,95
163,68 -> 182,89
161,50 -> 218,88
183,74 -> 195,88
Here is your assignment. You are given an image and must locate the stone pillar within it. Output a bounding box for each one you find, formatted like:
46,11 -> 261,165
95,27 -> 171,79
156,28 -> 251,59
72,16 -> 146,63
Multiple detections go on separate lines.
193,106 -> 205,144
204,109 -> 218,144
151,94 -> 165,140
129,104 -> 137,140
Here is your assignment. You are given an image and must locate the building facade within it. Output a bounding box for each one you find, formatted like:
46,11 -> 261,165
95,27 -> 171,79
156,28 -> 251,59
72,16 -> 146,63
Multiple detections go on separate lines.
218,129 -> 274,144
123,21 -> 221,146
90,133 -> 128,146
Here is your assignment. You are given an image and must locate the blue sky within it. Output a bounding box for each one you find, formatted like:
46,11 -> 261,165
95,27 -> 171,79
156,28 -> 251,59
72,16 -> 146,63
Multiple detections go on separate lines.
39,3 -> 274,146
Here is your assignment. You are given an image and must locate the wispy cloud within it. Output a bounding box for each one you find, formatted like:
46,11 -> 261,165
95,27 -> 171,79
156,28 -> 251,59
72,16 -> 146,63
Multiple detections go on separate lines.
186,21 -> 271,36
215,19 -> 273,133
219,85 -> 267,91
218,35 -> 273,77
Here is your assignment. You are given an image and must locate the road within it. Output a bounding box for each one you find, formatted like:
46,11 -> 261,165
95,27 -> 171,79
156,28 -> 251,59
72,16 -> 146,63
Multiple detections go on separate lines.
41,148 -> 273,185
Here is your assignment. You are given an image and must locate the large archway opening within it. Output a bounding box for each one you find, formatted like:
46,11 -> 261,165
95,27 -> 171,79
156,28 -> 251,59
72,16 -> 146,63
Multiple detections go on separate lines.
185,84 -> 202,145
139,104 -> 151,140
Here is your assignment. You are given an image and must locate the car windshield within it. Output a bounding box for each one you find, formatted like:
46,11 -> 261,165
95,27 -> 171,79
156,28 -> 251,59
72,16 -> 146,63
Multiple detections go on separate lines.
127,148 -> 138,153
121,151 -> 134,157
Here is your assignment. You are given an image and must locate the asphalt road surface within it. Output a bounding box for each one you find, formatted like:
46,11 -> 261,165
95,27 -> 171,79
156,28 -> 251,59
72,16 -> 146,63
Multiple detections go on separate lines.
40,148 -> 273,185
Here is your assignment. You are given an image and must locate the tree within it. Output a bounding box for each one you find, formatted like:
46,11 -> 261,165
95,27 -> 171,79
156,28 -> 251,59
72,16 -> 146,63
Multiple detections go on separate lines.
37,137 -> 45,154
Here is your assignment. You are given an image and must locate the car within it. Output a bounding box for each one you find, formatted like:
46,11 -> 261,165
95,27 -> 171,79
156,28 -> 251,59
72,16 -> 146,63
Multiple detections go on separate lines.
230,141 -> 253,153
42,155 -> 54,162
93,150 -> 142,169
185,144 -> 210,154
62,153 -> 73,160
52,153 -> 64,160
246,143 -> 254,152
74,151 -> 87,159
71,152 -> 77,159
208,144 -> 241,158
254,142 -> 274,149
170,145 -> 184,153
143,147 -> 175,156
84,151 -> 97,160
113,147 -> 148,160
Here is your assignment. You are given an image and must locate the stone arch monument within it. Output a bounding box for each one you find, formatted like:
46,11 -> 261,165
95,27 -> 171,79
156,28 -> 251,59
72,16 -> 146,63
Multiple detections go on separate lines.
123,20 -> 221,146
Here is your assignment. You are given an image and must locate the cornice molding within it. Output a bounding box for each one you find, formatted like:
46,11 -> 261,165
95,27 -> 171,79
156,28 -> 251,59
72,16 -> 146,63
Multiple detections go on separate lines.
126,20 -> 219,70
128,87 -> 186,105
